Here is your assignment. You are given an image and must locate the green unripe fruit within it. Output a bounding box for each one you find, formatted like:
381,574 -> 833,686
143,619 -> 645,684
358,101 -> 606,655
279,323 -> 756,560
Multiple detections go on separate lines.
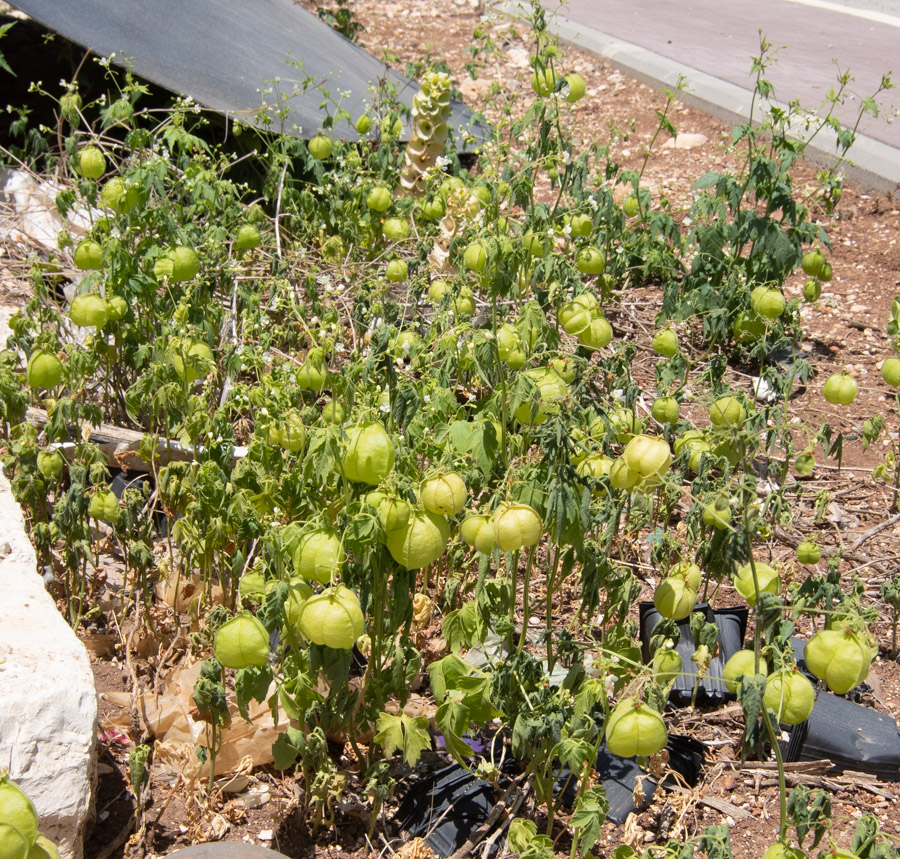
88,490 -> 120,524
818,261 -> 833,282
60,91 -> 82,115
170,246 -> 200,282
26,351 -> 63,389
460,514 -> 496,554
801,249 -> 826,277
238,571 -> 267,598
558,299 -> 594,336
651,396 -> 679,424
796,541 -> 821,564
521,231 -> 548,257
355,114 -> 373,134
106,296 -> 128,321
623,196 -> 640,217
37,449 -> 65,480
0,823 -> 29,859
386,259 -> 408,282
530,67 -> 557,96
723,650 -> 767,694
709,395 -> 746,427
70,293 -> 110,328
804,627 -> 873,694
463,240 -> 488,272
751,288 -> 786,320
578,316 -> 613,350
100,177 -> 139,214
605,697 -> 667,758
0,774 -> 39,850
421,471 -> 467,516
29,833 -> 60,859
428,279 -> 449,302
419,197 -> 445,221
453,287 -> 476,317
762,843 -> 806,859
882,358 -> 900,387
492,502 -> 543,552
702,497 -> 732,530
513,367 -> 569,426
823,373 -> 858,405
564,73 -> 586,102
293,527 -> 346,584
496,324 -> 521,361
235,224 -> 261,251
297,584 -> 364,649
734,561 -> 780,606
73,240 -> 103,270
321,400 -> 345,424
763,669 -> 815,725
803,278 -> 822,302
652,648 -> 683,684
214,613 -> 270,669
575,246 -> 605,275
732,311 -> 766,343
569,213 -> 593,237
652,329 -> 678,358
382,217 -> 410,242
609,457 -> 640,490
378,497 -> 412,533
269,411 -> 306,452
296,348 -> 328,392
343,421 -> 395,485
367,186 -> 393,212
381,115 -> 403,137
77,146 -> 106,180
308,134 -> 333,160
170,339 -> 213,383
154,246 -> 200,282
654,576 -> 698,620
623,434 -> 671,480
387,510 -> 450,569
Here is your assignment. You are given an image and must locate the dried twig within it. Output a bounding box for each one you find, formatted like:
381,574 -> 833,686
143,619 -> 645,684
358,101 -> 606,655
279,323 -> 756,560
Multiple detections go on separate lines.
446,773 -> 532,859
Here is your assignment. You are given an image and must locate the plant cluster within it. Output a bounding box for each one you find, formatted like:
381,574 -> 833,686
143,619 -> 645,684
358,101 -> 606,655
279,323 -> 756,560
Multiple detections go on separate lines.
1,3 -> 898,855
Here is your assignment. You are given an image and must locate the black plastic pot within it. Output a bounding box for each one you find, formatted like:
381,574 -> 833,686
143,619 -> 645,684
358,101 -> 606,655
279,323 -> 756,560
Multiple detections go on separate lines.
782,638 -> 900,780
395,734 -> 705,856
639,602 -> 748,706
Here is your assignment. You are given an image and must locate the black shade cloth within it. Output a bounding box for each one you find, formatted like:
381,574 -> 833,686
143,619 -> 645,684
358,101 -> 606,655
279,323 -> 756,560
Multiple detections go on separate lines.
9,0 -> 484,145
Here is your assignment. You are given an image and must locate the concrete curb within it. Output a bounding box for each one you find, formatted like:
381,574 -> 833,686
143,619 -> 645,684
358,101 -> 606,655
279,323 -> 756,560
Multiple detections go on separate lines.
0,306 -> 98,859
494,1 -> 900,193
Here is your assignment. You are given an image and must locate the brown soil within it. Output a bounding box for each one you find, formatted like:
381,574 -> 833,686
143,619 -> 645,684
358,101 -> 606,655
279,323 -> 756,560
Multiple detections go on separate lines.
5,0 -> 900,857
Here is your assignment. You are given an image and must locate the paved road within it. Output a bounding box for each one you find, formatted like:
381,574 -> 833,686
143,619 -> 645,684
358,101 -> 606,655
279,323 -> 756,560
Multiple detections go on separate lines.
544,0 -> 900,188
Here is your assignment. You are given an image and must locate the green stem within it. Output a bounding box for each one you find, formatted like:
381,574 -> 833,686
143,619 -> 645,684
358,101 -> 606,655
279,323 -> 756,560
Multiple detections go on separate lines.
761,704 -> 789,842
517,544 -> 538,655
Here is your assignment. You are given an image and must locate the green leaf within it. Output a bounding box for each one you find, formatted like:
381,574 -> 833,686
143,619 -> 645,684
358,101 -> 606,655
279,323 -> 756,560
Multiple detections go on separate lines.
738,672 -> 766,762
435,700 -> 474,765
234,665 -> 273,722
374,711 -> 431,766
272,725 -> 306,770
572,785 -> 609,855
427,653 -> 470,701
507,819 -> 538,855
574,677 -> 607,720
471,420 -> 499,478
392,385 -> 420,432
556,736 -> 593,773
448,419 -> 474,452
